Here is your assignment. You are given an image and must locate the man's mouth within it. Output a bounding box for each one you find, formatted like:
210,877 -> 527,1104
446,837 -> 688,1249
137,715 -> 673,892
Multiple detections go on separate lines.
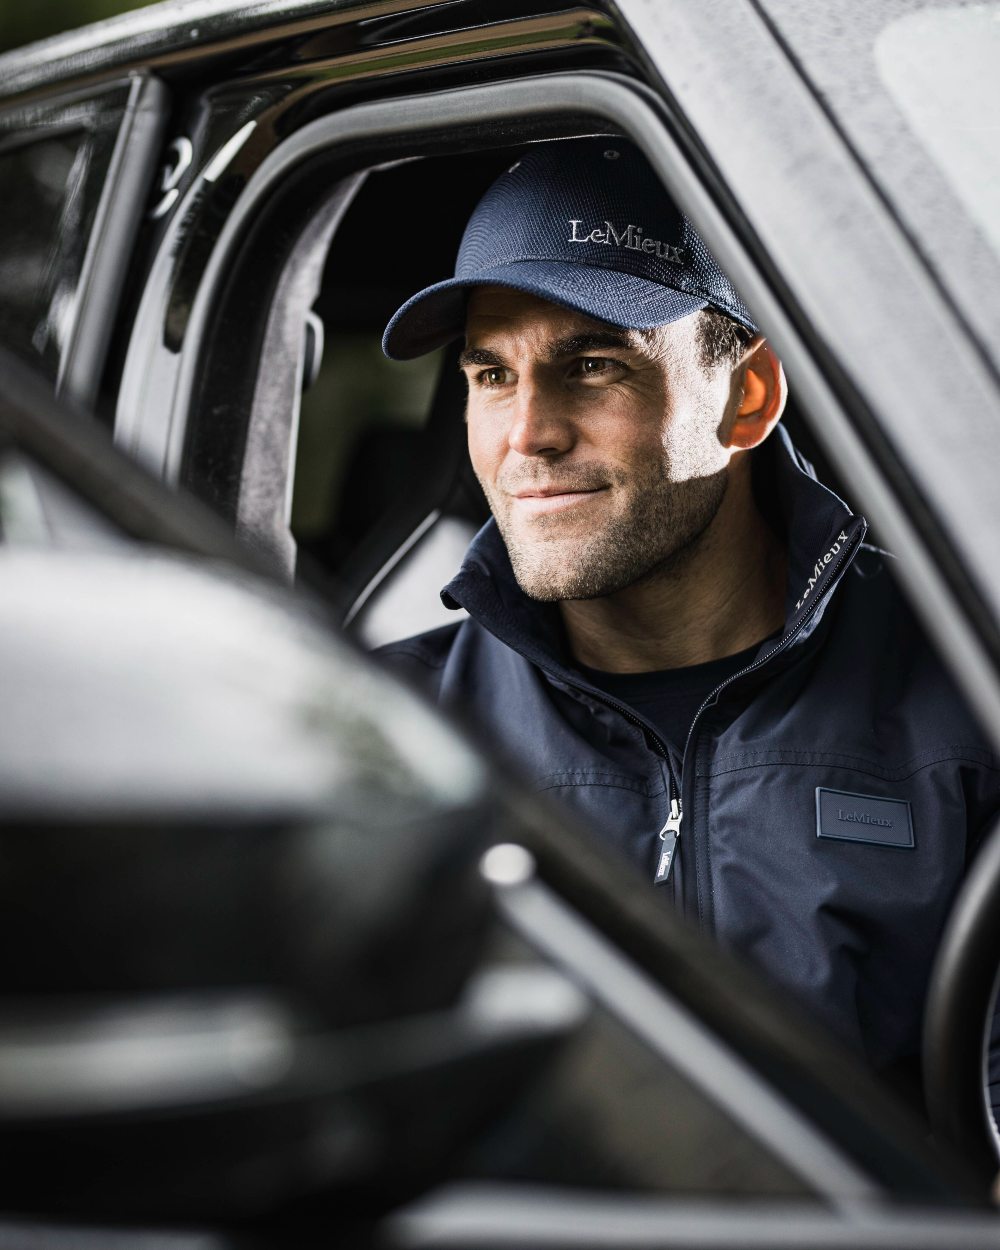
510,485 -> 608,515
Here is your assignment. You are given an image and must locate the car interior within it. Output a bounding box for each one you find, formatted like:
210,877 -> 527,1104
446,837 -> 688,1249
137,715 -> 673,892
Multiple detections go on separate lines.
291,151 -> 497,645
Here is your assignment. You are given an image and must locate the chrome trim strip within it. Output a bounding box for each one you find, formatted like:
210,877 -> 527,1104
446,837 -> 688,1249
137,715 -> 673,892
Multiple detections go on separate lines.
391,1183 -> 1000,1248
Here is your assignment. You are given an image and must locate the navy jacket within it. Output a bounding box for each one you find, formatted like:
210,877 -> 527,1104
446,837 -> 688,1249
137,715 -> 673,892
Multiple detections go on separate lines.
382,427 -> 1000,1084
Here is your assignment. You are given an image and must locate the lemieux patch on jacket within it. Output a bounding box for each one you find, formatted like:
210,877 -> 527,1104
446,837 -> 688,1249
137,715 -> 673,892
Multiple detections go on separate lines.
815,788 -> 915,848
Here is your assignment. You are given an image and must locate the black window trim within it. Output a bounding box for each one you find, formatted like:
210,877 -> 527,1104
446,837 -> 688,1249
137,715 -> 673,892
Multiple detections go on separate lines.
59,73 -> 170,407
0,73 -> 169,407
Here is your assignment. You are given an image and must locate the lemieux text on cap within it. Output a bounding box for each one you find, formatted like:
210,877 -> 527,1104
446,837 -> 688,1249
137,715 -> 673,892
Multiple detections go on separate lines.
568,218 -> 686,265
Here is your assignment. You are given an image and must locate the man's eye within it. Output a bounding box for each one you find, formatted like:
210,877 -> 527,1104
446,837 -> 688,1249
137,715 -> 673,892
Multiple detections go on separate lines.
478,366 -> 511,387
574,356 -> 623,379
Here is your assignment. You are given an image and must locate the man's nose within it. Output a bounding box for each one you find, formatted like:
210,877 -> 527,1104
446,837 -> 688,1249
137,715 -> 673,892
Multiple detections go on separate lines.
506,375 -> 575,457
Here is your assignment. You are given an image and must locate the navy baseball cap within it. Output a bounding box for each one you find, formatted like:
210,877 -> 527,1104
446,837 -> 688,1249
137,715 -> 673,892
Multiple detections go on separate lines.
382,136 -> 755,360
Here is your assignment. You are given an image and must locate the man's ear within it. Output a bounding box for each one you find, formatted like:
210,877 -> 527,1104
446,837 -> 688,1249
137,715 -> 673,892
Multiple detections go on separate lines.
724,336 -> 787,450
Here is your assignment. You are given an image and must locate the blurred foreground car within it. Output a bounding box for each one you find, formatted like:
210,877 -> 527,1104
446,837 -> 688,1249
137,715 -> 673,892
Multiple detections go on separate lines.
3,0 -> 1000,1244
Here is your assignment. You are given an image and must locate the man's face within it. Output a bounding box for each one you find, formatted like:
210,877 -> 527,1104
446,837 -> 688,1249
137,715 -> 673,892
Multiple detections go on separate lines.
461,286 -> 738,601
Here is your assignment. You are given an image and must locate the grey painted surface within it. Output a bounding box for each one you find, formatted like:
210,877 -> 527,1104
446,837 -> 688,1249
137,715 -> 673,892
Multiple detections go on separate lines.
758,0 -> 1000,377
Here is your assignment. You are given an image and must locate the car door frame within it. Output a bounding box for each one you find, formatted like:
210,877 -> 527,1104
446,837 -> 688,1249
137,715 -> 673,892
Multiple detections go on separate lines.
117,41 -> 1000,761
0,74 -> 169,406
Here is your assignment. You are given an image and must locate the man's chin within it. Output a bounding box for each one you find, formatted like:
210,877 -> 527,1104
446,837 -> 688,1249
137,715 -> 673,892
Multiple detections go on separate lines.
507,558 -> 575,602
508,553 -> 629,602
504,528 -> 706,602
514,581 -> 565,603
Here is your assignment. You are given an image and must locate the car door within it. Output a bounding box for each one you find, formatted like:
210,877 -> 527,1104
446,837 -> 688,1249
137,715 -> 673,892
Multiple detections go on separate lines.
612,0 -> 1000,1169
44,3 -> 1000,1164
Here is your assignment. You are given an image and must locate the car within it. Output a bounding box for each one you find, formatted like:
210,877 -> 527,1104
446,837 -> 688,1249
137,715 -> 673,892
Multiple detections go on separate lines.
2,0 -> 1000,1244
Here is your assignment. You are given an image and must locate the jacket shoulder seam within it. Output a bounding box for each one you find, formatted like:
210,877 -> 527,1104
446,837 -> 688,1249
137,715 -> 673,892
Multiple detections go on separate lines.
378,643 -> 448,671
376,623 -> 462,671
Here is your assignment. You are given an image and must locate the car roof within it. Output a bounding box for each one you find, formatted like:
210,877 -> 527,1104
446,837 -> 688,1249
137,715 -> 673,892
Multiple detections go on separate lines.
0,0 -> 443,100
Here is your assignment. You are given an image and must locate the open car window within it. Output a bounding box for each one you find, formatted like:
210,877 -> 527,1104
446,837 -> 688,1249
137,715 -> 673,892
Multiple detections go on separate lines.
287,141 -> 868,648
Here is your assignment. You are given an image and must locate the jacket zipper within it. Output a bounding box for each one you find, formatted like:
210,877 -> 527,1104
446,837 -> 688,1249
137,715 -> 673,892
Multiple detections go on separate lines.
655,794 -> 682,883
538,518 -> 866,896
536,677 -> 685,874
659,520 -> 867,891
574,692 -> 685,893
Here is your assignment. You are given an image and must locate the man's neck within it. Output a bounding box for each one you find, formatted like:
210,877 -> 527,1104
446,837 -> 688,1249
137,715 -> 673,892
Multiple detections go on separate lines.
559,471 -> 787,674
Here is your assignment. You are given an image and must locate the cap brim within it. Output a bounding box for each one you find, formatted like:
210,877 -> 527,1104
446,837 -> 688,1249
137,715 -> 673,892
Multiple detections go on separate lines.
381,260 -> 708,360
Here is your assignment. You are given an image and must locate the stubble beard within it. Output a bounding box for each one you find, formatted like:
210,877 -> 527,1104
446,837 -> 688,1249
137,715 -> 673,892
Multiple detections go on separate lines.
485,460 -> 730,602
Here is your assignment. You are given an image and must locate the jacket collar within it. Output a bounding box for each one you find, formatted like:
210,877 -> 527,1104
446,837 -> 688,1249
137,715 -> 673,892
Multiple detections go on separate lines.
442,425 -> 867,682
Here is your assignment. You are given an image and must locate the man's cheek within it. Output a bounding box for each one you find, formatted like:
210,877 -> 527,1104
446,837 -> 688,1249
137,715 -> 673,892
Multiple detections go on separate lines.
466,431 -> 496,488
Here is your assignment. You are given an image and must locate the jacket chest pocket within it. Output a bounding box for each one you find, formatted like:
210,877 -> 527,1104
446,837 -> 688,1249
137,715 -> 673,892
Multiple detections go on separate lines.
704,760 -> 968,964
530,767 -> 665,877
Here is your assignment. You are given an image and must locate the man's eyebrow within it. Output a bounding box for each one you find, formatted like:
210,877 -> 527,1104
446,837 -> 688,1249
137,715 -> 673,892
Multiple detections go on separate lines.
458,331 -> 647,370
458,347 -> 504,368
548,331 -> 641,359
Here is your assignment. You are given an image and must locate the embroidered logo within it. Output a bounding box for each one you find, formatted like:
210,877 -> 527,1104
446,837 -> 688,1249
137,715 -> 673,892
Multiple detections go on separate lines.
568,219 -> 686,265
815,788 -> 914,848
795,530 -> 849,612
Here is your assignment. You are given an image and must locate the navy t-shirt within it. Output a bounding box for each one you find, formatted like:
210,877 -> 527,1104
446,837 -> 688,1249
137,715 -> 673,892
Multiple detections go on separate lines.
578,642 -> 761,758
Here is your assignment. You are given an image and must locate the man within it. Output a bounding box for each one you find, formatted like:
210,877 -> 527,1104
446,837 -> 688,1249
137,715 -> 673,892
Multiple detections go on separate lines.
380,137 -> 999,1097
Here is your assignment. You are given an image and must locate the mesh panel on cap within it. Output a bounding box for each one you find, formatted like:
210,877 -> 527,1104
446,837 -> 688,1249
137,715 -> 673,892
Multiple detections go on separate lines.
383,136 -> 755,359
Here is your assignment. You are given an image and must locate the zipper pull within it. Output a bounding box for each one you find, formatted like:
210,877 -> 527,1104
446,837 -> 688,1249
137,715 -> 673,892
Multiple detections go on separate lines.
654,797 -> 682,885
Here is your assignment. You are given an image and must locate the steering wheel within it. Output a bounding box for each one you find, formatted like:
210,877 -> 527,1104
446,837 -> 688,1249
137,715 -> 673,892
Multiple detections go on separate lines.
924,820 -> 1000,1181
